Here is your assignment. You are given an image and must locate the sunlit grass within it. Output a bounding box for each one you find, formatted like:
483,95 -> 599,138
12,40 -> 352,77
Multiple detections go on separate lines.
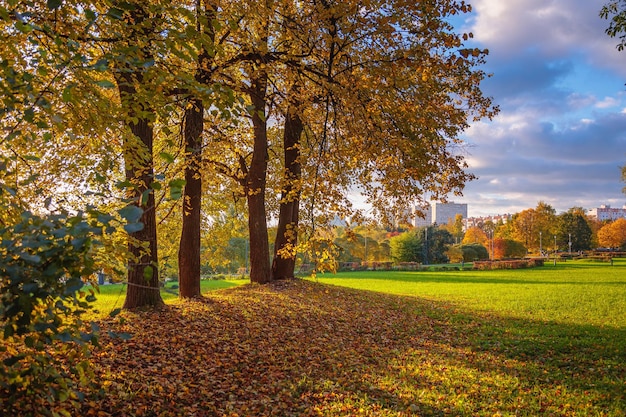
304,259 -> 626,415
309,258 -> 626,327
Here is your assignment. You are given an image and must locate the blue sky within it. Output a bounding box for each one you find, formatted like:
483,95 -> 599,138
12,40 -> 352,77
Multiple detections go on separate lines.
453,0 -> 626,217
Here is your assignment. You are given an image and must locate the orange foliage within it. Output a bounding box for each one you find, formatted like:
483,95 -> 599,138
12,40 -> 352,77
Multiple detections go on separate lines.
597,218 -> 626,248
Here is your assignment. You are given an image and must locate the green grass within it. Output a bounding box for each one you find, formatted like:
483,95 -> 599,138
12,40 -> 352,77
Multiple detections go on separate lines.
87,279 -> 245,317
306,259 -> 626,414
310,258 -> 626,328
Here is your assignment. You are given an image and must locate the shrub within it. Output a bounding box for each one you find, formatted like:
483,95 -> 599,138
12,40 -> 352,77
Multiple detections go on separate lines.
0,210 -> 104,416
473,258 -> 544,270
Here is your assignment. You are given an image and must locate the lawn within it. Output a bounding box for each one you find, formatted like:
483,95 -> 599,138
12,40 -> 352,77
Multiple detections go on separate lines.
25,261 -> 626,416
310,258 -> 626,328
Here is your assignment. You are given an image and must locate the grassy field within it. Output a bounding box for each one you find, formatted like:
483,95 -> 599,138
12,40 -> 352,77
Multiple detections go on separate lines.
310,258 -> 626,328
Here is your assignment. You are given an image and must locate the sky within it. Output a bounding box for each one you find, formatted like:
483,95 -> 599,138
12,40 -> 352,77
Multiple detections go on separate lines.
450,0 -> 626,218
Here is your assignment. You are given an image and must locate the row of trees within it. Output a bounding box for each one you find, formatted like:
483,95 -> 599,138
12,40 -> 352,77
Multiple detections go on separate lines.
1,0 -> 496,307
322,201 -> 626,268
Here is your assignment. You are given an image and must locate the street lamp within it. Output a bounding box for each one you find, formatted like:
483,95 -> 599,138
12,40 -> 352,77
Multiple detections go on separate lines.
424,227 -> 428,265
568,233 -> 572,255
554,235 -> 557,266
539,231 -> 543,256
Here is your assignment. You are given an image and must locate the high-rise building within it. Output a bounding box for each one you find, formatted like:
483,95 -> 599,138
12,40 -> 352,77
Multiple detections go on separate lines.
412,204 -> 432,227
412,202 -> 467,227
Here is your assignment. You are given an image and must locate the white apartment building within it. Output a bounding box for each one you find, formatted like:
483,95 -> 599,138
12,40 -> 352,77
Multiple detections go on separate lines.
588,205 -> 626,221
465,214 -> 512,230
412,202 -> 467,227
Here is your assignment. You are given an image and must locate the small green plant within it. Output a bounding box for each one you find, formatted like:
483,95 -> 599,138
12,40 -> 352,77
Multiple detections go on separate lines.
0,209 -> 105,416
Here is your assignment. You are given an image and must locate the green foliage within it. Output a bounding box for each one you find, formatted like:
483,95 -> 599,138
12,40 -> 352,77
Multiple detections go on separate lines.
0,209 -> 103,416
601,0 -> 626,50
556,212 -> 592,251
389,230 -> 422,263
459,243 -> 489,262
425,227 -> 454,264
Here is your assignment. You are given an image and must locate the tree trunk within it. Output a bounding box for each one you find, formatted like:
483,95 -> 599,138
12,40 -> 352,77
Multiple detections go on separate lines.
178,96 -> 203,298
120,106 -> 164,309
115,4 -> 163,309
247,70 -> 271,284
271,104 -> 303,280
177,2 -> 214,298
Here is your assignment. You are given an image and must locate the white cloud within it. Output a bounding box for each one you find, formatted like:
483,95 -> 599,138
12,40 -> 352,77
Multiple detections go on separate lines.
596,96 -> 619,108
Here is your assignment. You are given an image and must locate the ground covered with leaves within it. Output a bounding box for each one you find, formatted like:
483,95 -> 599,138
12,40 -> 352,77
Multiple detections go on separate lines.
77,279 -> 623,416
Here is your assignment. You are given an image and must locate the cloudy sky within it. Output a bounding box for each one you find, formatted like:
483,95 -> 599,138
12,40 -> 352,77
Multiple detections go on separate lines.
452,0 -> 626,217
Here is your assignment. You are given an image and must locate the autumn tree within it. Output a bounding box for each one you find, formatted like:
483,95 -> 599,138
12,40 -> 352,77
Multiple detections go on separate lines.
0,1 -> 170,307
511,202 -> 556,252
108,3 -> 166,308
176,1 -> 217,298
597,218 -> 626,249
268,0 -> 497,278
443,213 -> 465,244
493,238 -> 527,259
462,226 -> 488,247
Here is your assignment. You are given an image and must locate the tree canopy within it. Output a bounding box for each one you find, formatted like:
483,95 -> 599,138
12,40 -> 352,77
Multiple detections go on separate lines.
1,0 -> 497,299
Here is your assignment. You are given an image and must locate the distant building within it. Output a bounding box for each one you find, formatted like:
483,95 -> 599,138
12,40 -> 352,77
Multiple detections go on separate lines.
588,204 -> 626,221
465,214 -> 512,230
412,202 -> 467,227
411,204 -> 432,227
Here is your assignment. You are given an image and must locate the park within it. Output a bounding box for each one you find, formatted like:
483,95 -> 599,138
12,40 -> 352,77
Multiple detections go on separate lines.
2,1 -> 626,416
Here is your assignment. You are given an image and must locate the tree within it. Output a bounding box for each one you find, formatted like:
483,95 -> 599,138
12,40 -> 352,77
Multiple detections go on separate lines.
597,218 -> 626,249
462,226 -> 488,247
271,84 -> 304,279
449,213 -> 465,244
601,0 -> 626,51
511,202 -> 556,252
556,211 -> 592,252
0,1 -> 173,308
493,238 -> 527,259
426,227 -> 454,264
459,243 -> 489,262
111,3 -> 165,309
446,245 -> 464,263
390,230 -> 422,263
268,0 -> 497,279
177,2 -> 216,298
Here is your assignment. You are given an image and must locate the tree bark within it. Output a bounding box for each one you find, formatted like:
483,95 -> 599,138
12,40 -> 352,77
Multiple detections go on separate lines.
118,91 -> 164,309
247,70 -> 271,284
178,95 -> 203,298
271,103 -> 303,280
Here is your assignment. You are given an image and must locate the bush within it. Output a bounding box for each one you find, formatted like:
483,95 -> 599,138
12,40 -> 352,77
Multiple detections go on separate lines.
0,210 -> 103,416
473,259 -> 544,270
461,243 -> 489,261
